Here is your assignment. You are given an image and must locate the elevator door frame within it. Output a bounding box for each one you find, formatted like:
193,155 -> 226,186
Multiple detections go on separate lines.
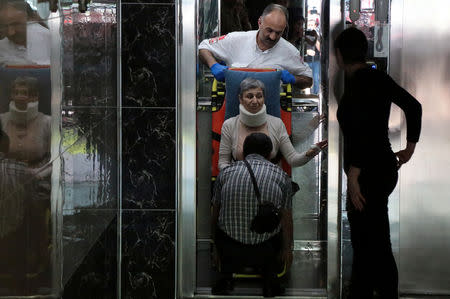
176,0 -> 344,297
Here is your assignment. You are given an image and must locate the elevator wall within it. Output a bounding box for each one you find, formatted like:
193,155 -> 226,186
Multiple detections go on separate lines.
390,0 -> 450,295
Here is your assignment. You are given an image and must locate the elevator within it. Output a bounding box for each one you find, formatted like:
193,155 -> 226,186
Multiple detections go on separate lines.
177,0 -> 450,298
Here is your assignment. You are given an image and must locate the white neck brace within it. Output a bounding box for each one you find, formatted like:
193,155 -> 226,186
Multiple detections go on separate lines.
239,104 -> 267,127
9,101 -> 39,125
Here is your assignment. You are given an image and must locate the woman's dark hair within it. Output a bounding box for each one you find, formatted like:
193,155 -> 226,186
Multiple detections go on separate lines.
243,133 -> 273,159
334,27 -> 368,64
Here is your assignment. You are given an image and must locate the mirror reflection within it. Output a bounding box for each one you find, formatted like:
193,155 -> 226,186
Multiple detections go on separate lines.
196,0 -> 328,296
0,0 -> 53,295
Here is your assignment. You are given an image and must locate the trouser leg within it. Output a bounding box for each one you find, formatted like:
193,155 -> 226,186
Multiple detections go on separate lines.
348,162 -> 399,299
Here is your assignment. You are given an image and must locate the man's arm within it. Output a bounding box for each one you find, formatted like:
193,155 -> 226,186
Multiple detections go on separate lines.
280,208 -> 293,269
294,75 -> 313,89
199,49 -> 219,68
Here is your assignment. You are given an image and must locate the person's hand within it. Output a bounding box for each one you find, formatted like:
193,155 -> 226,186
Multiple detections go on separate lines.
279,248 -> 293,270
395,141 -> 416,169
347,167 -> 366,211
281,70 -> 296,84
309,113 -> 326,129
306,139 -> 328,157
210,63 -> 228,82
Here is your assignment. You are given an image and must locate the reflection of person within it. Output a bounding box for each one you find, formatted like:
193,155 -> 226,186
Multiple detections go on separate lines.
287,10 -> 321,94
0,76 -> 51,169
220,0 -> 251,35
199,4 -> 312,88
0,76 -> 52,294
335,28 -> 422,299
218,77 -> 327,171
0,0 -> 50,65
212,132 -> 291,297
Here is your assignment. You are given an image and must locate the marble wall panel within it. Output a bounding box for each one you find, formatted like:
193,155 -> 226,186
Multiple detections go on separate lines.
122,108 -> 175,209
121,210 -> 175,299
122,4 -> 175,107
62,212 -> 118,299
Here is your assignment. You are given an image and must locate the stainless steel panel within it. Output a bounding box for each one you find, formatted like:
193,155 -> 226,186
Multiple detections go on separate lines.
327,0 -> 344,298
49,10 -> 63,295
177,0 -> 198,297
391,0 -> 450,295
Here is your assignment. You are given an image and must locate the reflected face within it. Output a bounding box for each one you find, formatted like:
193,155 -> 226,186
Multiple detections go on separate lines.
239,88 -> 264,114
11,85 -> 38,110
257,11 -> 286,51
0,5 -> 27,46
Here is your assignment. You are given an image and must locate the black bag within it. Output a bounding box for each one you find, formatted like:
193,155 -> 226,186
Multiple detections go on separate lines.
243,159 -> 281,234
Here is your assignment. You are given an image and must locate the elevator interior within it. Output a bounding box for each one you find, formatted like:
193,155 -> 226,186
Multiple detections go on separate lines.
178,0 -> 450,298
194,0 -> 329,296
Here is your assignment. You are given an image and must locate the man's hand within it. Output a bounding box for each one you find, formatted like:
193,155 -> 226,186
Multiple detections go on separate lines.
281,70 -> 296,84
211,63 -> 228,82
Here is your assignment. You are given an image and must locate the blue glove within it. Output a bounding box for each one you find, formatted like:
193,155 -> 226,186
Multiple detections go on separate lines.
210,63 -> 228,82
281,70 -> 296,84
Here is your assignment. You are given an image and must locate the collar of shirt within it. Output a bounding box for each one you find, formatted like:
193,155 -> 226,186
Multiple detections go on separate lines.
245,153 -> 267,162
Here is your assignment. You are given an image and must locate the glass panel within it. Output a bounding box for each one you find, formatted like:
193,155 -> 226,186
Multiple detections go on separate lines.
0,0 -> 57,295
60,2 -> 118,297
195,0 -> 328,296
0,0 -> 117,296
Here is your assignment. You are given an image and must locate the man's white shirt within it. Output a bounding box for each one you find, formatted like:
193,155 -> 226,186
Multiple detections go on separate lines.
199,30 -> 312,78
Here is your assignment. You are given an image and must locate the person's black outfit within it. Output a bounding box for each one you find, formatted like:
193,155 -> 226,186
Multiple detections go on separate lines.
337,67 -> 422,299
213,227 -> 283,297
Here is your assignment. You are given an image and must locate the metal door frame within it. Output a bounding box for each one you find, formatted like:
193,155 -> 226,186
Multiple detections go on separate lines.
176,0 -> 344,297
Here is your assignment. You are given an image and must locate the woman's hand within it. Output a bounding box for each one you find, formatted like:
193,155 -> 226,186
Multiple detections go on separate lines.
306,139 -> 328,157
347,166 -> 366,211
309,113 -> 326,129
395,141 -> 416,169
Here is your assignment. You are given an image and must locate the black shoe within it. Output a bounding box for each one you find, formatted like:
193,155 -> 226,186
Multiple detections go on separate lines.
211,277 -> 234,295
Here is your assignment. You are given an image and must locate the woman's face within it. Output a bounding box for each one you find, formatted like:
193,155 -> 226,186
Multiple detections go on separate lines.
239,87 -> 264,114
11,85 -> 38,110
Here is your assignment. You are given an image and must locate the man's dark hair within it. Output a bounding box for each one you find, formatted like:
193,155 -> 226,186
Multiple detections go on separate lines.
243,133 -> 273,159
0,123 -> 9,154
334,27 -> 368,64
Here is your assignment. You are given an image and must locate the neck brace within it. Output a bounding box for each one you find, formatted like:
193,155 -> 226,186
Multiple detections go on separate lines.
239,104 -> 267,127
9,101 -> 39,126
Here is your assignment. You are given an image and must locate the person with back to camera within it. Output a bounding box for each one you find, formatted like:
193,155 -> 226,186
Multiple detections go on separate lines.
198,4 -> 313,89
212,132 -> 292,297
218,77 -> 327,171
335,27 -> 422,299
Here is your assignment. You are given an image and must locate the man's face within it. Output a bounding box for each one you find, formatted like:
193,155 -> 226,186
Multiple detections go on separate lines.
257,10 -> 287,50
0,5 -> 27,46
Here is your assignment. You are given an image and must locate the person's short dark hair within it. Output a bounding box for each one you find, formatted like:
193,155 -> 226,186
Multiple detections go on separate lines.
0,123 -> 9,154
243,133 -> 273,159
334,27 -> 368,64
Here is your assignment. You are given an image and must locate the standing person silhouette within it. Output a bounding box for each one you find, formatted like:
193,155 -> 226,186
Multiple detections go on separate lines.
335,27 -> 422,299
